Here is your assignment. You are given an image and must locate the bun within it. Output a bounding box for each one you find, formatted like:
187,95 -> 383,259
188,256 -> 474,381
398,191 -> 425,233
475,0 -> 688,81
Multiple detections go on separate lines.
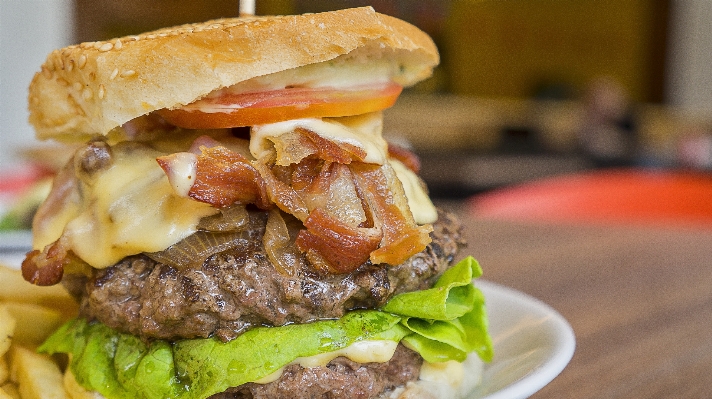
28,7 -> 438,142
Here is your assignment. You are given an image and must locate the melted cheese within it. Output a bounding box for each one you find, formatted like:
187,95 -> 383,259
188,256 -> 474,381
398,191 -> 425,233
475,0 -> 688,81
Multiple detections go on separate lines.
203,56 -> 399,101
254,340 -> 399,384
33,142 -> 218,269
390,159 -> 438,225
163,152 -> 198,197
250,112 -> 388,165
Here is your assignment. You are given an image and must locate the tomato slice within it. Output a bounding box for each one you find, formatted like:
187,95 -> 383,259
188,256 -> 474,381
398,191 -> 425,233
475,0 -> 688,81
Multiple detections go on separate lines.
158,83 -> 403,129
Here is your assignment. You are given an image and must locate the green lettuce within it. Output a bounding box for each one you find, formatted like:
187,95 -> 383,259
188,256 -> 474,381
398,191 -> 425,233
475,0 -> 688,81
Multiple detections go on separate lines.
383,256 -> 492,363
39,256 -> 492,399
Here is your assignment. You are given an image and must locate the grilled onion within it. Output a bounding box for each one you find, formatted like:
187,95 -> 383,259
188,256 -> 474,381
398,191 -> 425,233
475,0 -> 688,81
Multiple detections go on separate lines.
197,204 -> 249,232
263,209 -> 303,276
145,229 -> 254,270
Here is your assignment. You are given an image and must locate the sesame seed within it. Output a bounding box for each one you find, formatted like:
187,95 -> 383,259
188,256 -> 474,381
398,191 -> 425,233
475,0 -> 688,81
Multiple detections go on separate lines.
41,66 -> 52,79
98,85 -> 105,99
66,59 -> 74,72
121,70 -> 136,78
93,42 -> 104,50
56,78 -> 69,86
99,42 -> 113,52
82,87 -> 93,100
110,68 -> 119,80
114,39 -> 122,50
72,82 -> 82,91
78,54 -> 87,69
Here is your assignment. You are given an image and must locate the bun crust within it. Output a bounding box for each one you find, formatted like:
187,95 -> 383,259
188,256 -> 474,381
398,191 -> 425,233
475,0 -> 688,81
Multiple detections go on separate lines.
28,7 -> 439,141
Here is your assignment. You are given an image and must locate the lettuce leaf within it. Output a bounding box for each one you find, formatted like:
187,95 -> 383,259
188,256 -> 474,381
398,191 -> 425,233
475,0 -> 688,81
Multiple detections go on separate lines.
384,257 -> 493,362
39,256 -> 492,399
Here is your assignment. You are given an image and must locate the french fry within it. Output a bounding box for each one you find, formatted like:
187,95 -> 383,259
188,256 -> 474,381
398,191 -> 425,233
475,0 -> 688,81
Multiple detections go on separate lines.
0,306 -> 16,357
3,303 -> 65,347
0,383 -> 20,399
0,263 -> 79,398
0,356 -> 7,385
0,267 -> 77,318
10,345 -> 68,399
0,385 -> 15,399
64,370 -> 104,399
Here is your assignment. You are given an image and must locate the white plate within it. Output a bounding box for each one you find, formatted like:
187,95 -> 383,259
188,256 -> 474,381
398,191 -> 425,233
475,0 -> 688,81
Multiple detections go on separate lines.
471,281 -> 575,399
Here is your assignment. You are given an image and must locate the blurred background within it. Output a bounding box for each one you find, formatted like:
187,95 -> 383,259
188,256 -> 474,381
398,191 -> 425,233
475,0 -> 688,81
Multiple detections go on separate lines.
2,0 -> 712,200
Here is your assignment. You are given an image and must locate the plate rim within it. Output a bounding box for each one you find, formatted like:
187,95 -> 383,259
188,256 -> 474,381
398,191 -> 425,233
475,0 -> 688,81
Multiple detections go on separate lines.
474,280 -> 576,399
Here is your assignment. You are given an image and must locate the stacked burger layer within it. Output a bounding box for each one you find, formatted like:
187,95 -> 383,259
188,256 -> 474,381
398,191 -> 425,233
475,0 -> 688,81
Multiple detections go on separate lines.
23,7 -> 492,399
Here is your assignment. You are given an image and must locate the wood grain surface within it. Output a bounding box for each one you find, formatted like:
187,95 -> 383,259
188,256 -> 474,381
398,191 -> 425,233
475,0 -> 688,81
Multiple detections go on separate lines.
455,212 -> 712,398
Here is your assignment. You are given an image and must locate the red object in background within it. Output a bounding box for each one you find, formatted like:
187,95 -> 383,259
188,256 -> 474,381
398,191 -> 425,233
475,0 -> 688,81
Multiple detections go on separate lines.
469,169 -> 712,228
0,164 -> 54,197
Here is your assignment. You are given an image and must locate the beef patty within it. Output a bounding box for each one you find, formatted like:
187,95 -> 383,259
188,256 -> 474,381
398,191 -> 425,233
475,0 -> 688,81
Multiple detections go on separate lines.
211,344 -> 422,399
67,209 -> 465,341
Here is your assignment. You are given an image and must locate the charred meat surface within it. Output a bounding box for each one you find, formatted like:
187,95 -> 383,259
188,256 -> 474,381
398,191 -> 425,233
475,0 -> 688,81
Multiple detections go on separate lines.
71,210 -> 465,341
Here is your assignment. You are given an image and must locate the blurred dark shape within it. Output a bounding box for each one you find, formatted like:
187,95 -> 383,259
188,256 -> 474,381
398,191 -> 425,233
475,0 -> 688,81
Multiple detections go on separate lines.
497,127 -> 544,155
74,0 -> 242,42
577,77 -> 638,168
532,77 -> 577,102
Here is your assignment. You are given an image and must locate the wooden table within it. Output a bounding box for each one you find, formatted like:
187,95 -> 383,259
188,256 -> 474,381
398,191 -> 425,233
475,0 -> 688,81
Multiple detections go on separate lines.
455,211 -> 712,398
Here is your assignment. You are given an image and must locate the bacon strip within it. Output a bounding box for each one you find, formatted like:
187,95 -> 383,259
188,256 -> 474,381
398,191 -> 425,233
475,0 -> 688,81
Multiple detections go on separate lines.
253,160 -> 310,221
154,135 -> 431,274
268,128 -> 368,167
295,208 -> 381,274
387,142 -> 421,174
158,146 -> 271,209
350,163 -> 432,266
298,128 -> 367,164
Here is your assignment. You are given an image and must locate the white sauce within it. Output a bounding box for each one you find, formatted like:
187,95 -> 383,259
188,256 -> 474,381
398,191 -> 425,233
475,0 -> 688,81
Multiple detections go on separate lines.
250,112 -> 388,165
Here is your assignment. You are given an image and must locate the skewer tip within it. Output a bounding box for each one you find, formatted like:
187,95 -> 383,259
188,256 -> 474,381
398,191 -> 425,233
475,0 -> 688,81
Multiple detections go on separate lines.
240,0 -> 256,17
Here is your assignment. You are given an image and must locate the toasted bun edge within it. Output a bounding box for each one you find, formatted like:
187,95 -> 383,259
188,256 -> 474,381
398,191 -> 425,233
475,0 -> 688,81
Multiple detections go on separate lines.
28,7 -> 439,141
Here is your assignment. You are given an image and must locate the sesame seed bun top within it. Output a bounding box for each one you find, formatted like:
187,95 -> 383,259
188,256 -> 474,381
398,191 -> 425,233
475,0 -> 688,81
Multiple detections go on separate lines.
27,7 -> 439,142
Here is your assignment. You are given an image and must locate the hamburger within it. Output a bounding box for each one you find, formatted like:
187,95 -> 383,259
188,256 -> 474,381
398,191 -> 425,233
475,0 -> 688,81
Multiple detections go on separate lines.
22,7 -> 492,399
